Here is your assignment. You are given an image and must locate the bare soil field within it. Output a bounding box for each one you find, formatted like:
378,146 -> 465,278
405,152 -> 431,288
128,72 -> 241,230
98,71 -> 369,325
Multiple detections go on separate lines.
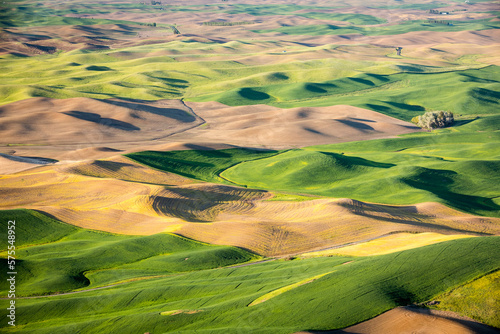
0,24 -> 146,56
0,98 -> 419,173
0,97 -> 202,145
180,102 -> 419,148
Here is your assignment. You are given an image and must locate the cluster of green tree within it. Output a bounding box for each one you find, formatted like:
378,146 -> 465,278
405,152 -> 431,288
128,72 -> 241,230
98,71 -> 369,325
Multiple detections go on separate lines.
412,111 -> 454,130
202,21 -> 254,26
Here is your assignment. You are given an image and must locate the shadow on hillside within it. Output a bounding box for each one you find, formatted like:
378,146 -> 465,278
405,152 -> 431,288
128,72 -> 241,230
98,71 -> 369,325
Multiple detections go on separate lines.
74,25 -> 104,35
238,88 -> 271,101
85,65 -> 113,71
305,83 -> 328,93
0,153 -> 57,164
452,119 -> 476,127
336,119 -> 375,131
384,101 -> 425,112
365,73 -> 390,82
337,201 -> 487,235
348,77 -> 375,86
63,111 -> 141,131
470,87 -> 500,104
318,151 -> 395,169
402,167 -> 500,217
459,73 -> 499,84
365,103 -> 392,113
88,160 -> 135,172
101,99 -> 197,123
5,31 -> 51,41
115,23 -> 140,31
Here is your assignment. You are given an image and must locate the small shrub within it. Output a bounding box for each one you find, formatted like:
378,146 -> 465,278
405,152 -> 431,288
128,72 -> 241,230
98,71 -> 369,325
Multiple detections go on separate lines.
412,111 -> 454,130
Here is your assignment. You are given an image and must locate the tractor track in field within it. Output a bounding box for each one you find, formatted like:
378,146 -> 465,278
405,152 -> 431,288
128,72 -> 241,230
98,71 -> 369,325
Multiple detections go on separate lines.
2,259 -> 277,300
1,283 -> 125,300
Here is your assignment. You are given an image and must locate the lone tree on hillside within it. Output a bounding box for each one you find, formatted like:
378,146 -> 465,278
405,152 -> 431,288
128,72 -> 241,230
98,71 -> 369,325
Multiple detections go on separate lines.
412,111 -> 454,130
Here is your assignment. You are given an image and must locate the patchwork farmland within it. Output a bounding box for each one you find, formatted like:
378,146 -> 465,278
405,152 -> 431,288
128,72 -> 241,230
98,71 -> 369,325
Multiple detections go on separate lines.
1,0 -> 499,333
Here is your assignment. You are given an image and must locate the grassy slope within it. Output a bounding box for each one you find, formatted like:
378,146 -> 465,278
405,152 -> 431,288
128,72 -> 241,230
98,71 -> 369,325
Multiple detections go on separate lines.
0,50 -> 372,106
0,209 -> 78,249
191,65 -> 500,121
2,236 -> 499,333
434,269 -> 500,328
126,148 -> 282,184
224,120 -> 500,217
0,209 -> 257,296
126,116 -> 500,217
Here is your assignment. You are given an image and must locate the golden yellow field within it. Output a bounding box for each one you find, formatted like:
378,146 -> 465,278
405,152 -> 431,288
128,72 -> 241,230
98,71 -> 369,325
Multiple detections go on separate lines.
300,232 -> 475,257
249,271 -> 333,306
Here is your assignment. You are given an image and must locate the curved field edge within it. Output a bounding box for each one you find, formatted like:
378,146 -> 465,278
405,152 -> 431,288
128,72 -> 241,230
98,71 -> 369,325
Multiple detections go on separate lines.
125,147 -> 283,185
248,271 -> 334,306
0,209 -> 259,297
3,236 -> 500,333
126,117 -> 500,217
300,232 -> 476,257
433,269 -> 500,328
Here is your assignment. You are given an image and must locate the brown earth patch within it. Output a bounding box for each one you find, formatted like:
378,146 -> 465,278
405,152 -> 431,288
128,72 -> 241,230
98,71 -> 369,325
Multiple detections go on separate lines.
0,97 -> 202,146
295,306 -> 500,334
175,102 -> 420,149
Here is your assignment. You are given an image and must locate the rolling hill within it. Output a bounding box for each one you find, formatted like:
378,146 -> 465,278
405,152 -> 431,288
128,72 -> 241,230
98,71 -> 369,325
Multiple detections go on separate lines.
1,0 -> 499,332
